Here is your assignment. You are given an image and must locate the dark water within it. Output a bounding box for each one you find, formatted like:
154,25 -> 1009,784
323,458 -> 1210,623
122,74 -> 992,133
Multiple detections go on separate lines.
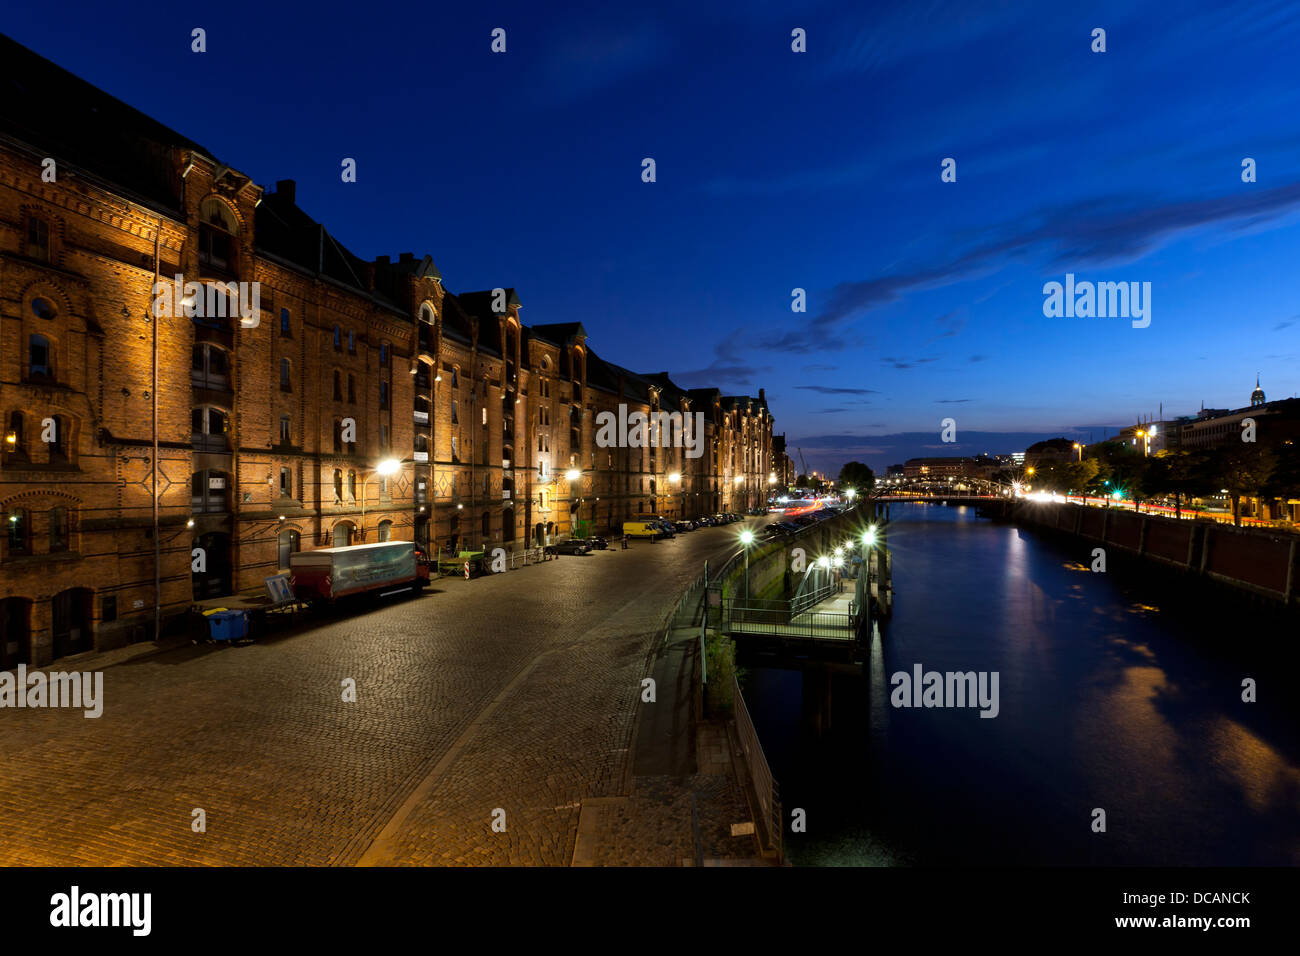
743,503 -> 1300,866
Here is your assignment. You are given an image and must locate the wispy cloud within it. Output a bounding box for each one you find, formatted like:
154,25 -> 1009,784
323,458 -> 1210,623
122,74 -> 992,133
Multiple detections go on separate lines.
794,385 -> 879,395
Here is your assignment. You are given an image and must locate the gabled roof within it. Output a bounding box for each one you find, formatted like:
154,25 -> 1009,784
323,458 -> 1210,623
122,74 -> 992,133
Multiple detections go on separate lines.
529,322 -> 587,346
255,182 -> 402,313
459,288 -> 521,318
0,32 -> 214,212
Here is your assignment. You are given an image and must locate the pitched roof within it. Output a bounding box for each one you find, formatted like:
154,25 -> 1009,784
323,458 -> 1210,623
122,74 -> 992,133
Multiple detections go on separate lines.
0,31 -> 213,212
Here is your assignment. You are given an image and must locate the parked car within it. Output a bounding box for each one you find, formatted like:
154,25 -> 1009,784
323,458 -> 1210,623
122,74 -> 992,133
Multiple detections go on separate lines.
674,520 -> 694,533
586,536 -> 609,550
654,520 -> 676,537
546,539 -> 592,556
695,515 -> 716,526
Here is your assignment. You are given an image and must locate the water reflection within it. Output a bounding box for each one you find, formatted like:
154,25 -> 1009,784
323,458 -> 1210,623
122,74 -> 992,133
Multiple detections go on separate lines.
742,503 -> 1300,866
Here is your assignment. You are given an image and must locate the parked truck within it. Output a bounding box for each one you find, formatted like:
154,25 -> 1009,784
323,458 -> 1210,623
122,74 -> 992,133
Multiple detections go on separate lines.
289,542 -> 430,602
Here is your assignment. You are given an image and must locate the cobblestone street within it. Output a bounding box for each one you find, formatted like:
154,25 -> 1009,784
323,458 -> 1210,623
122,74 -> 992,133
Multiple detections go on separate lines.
0,526 -> 757,866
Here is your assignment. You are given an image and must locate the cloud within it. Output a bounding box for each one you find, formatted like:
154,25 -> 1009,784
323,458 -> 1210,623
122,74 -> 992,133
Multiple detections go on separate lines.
1274,314 -> 1300,331
882,356 -> 938,369
801,364 -> 838,373
794,385 -> 879,395
766,181 -> 1300,348
968,354 -> 989,363
935,398 -> 972,404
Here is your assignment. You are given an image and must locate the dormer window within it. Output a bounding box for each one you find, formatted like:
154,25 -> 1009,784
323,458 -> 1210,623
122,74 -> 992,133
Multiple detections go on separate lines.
198,199 -> 238,277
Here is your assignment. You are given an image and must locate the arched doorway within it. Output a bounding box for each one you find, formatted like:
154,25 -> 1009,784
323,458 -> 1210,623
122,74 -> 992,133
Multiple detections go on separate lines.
534,522 -> 544,546
277,529 -> 300,570
192,532 -> 232,599
1,597 -> 31,669
51,588 -> 93,659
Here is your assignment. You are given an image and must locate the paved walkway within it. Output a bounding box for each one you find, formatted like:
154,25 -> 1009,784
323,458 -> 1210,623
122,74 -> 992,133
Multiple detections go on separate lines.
0,524 -> 769,866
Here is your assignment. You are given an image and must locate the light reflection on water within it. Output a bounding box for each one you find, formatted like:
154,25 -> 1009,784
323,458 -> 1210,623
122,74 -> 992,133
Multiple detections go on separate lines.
743,503 -> 1300,866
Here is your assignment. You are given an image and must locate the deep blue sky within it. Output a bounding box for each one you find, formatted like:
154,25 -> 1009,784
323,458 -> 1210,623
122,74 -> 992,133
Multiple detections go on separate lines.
8,0 -> 1300,473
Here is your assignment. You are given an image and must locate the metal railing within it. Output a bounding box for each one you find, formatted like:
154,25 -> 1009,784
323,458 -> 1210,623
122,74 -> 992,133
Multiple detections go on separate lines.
724,604 -> 858,640
732,675 -> 782,859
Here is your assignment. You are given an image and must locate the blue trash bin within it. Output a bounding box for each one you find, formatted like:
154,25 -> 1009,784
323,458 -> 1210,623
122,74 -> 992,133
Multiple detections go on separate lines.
208,610 -> 247,642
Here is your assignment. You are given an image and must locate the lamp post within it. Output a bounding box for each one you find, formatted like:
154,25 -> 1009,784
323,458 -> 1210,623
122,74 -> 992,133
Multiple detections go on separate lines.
360,458 -> 402,534
740,529 -> 754,603
1073,442 -> 1083,462
565,468 -> 582,536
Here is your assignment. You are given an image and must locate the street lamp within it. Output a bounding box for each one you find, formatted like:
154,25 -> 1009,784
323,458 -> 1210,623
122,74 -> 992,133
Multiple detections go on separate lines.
1073,442 -> 1083,462
740,529 -> 754,603
360,457 -> 402,525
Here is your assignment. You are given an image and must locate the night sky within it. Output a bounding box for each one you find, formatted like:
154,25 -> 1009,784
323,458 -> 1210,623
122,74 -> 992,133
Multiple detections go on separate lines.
8,0 -> 1300,473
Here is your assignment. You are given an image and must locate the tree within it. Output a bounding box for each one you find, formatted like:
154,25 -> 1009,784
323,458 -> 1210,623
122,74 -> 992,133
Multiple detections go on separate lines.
1215,444 -> 1277,526
795,474 -> 810,489
837,461 -> 876,495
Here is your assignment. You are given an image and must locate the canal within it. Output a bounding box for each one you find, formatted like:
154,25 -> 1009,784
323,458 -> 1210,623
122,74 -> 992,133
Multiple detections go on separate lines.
742,501 -> 1300,865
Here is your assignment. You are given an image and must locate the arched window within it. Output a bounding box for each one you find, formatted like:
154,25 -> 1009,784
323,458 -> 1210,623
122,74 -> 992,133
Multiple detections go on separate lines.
277,529 -> 300,569
4,411 -> 26,461
333,370 -> 342,401
333,470 -> 343,502
191,406 -> 230,451
481,510 -> 491,541
347,470 -> 357,500
333,325 -> 342,351
28,333 -> 52,380
377,520 -> 393,542
332,523 -> 353,547
49,415 -> 70,464
6,507 -> 30,555
27,217 -> 50,262
49,506 -> 69,552
198,198 -> 238,276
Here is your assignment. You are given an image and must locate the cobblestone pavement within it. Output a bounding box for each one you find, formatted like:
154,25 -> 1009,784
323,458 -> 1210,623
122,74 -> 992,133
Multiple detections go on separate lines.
0,526 -> 757,866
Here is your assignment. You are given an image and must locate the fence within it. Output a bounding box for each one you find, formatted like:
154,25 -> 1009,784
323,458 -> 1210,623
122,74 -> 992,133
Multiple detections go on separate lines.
732,674 -> 782,860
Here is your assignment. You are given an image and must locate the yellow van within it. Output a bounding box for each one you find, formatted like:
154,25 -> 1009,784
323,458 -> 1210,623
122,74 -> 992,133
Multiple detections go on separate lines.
622,520 -> 661,539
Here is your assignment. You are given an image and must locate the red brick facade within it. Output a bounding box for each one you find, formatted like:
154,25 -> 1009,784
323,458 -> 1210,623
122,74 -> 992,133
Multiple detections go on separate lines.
0,36 -> 773,667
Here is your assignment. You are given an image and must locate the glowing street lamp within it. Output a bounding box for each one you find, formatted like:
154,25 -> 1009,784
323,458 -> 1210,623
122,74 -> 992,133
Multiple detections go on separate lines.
361,458 -> 402,522
740,529 -> 755,603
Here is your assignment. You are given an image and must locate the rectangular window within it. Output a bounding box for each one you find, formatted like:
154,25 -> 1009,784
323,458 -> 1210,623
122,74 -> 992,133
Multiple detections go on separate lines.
279,415 -> 291,444
102,595 -> 117,623
280,309 -> 291,337
28,217 -> 49,261
380,424 -> 390,450
452,436 -> 459,462
348,330 -> 356,354
379,382 -> 389,410
280,360 -> 291,391
380,344 -> 389,367
452,400 -> 459,425
280,467 -> 292,497
334,326 -> 342,351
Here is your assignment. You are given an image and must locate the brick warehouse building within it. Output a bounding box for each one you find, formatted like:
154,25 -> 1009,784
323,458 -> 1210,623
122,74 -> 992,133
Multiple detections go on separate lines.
0,34 -> 773,668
